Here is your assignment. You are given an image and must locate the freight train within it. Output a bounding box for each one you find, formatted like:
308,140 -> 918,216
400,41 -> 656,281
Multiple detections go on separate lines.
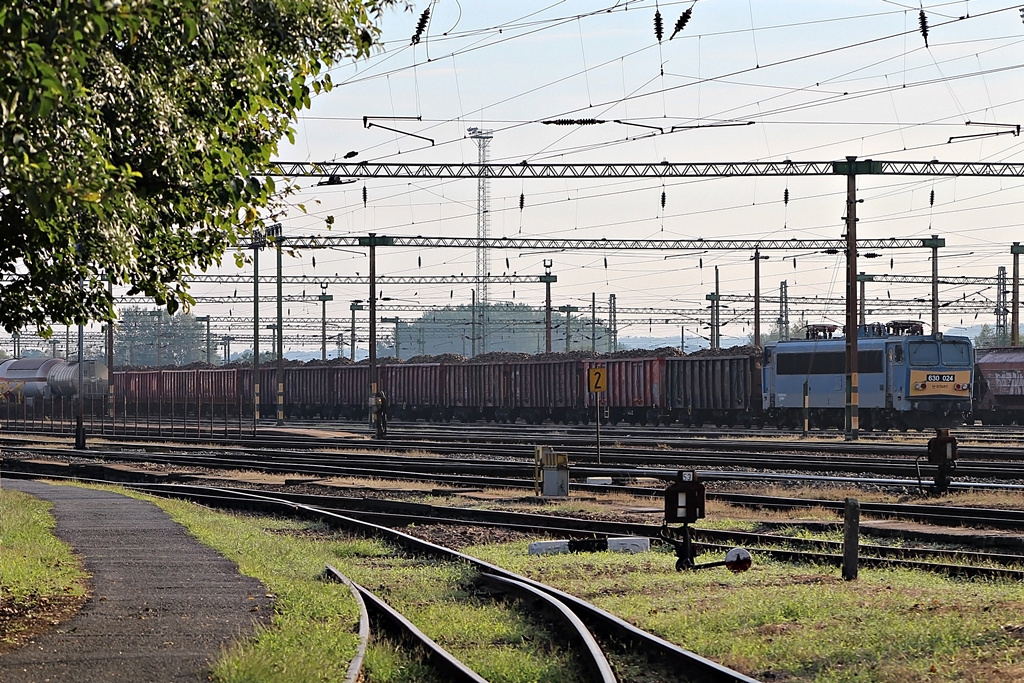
973,347 -> 1024,425
0,324 -> 982,431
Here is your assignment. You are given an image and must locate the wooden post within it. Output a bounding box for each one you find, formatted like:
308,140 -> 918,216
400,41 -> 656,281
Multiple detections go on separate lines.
843,497 -> 860,581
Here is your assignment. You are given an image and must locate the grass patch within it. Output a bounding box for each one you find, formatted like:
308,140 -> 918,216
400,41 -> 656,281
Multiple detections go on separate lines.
0,488 -> 88,652
467,541 -> 1024,682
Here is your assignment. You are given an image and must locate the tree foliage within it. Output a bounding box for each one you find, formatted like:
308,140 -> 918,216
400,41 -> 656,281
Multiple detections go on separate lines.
115,307 -> 213,366
1,0 -> 396,334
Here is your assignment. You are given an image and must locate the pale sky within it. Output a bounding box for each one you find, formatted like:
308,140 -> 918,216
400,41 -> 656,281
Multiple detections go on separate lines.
138,2 -> 1024,353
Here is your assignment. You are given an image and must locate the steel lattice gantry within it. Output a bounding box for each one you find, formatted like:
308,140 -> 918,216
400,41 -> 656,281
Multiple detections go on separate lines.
185,274 -> 548,285
276,235 -> 933,251
269,159 -> 1024,179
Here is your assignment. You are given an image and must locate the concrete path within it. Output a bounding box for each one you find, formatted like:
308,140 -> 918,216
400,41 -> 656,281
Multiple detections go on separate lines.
0,479 -> 272,682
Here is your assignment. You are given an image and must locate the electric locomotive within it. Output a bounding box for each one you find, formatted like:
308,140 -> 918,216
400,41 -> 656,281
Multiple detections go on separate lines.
762,321 -> 973,430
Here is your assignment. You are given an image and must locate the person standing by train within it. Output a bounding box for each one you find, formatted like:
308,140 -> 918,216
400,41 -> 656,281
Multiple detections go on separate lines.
375,390 -> 389,438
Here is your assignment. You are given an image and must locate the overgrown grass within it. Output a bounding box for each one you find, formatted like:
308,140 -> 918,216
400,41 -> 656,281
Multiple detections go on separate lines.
98,488 -> 588,683
0,488 -> 88,649
0,489 -> 87,599
468,541 -> 1024,682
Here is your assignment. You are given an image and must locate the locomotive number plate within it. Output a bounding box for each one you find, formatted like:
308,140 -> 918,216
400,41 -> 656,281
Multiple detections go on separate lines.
909,370 -> 971,397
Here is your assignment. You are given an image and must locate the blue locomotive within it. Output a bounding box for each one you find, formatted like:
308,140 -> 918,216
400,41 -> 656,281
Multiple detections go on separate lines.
762,321 -> 974,430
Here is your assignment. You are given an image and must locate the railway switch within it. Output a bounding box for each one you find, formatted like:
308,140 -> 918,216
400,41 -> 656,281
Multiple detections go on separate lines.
535,446 -> 569,498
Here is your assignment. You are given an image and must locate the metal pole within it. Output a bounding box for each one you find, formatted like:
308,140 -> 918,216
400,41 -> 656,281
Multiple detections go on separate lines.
565,307 -> 571,352
932,234 -> 939,334
76,319 -> 85,449
320,284 -> 332,361
543,261 -> 553,353
715,266 -> 720,349
350,302 -> 358,361
844,156 -> 859,441
559,306 -> 578,351
106,278 -> 114,424
753,248 -> 761,349
610,294 -> 617,351
75,246 -> 85,449
591,292 -> 596,353
156,314 -> 162,368
276,234 -> 284,425
253,238 -> 260,427
1013,242 -> 1022,347
205,317 -> 212,364
471,289 -> 477,358
369,235 -> 380,438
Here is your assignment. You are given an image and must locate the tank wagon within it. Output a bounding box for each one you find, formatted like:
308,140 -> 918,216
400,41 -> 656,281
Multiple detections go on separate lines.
974,347 -> 1024,425
0,358 -> 108,405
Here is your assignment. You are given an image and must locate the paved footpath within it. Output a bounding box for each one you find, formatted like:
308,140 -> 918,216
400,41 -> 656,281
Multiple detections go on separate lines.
1,479 -> 273,682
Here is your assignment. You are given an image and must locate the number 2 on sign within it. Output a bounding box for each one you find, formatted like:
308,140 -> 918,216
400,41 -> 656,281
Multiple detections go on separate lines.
588,368 -> 607,393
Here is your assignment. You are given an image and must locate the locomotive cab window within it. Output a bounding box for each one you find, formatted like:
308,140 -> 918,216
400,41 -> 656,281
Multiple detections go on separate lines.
941,341 -> 971,366
908,341 -> 938,366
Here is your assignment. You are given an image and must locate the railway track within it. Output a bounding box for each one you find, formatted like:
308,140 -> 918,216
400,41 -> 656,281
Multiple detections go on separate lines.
2,428 -> 1024,485
7,465 -> 1024,582
126,482 -> 762,683
7,416 -> 1024,457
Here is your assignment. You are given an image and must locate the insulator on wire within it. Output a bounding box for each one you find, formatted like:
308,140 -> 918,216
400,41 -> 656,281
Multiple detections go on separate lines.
312,256 -> 316,268
670,8 -> 692,40
362,185 -> 367,207
542,118 -> 605,126
418,256 -> 422,268
519,192 -> 525,210
891,257 -> 894,269
919,10 -> 929,47
505,257 -> 510,269
793,258 -> 797,269
411,8 -> 430,45
699,258 -> 703,269
660,190 -> 666,210
654,10 -> 664,42
783,188 -> 790,205
929,189 -> 935,206
604,257 -> 608,269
